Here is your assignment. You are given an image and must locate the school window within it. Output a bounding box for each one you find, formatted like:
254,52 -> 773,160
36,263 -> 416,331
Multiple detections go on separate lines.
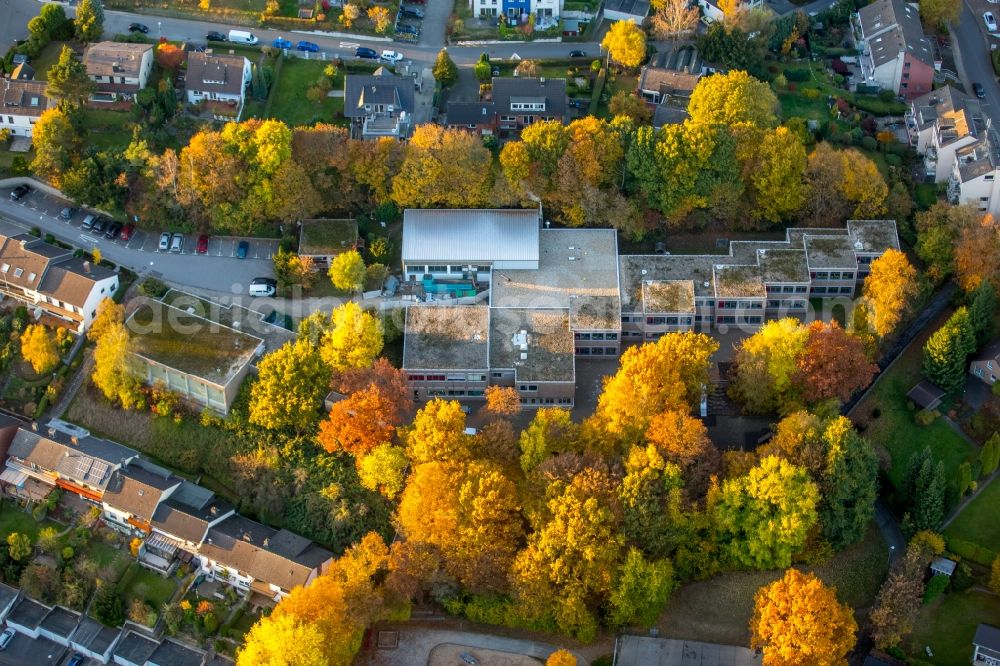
518,385 -> 538,392
407,375 -> 425,381
647,317 -> 665,325
427,265 -> 447,273
426,374 -> 445,381
812,286 -> 827,294
795,286 -> 807,293
843,273 -> 854,280
767,300 -> 781,308
840,286 -> 853,294
606,333 -> 618,340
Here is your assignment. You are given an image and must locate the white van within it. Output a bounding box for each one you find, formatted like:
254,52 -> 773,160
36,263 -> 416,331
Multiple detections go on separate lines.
228,29 -> 258,45
249,278 -> 276,297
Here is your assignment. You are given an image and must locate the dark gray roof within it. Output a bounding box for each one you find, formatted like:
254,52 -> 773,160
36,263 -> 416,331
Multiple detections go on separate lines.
343,70 -> 415,119
975,624 -> 1000,651
7,425 -> 138,491
491,77 -> 567,119
11,63 -> 35,80
858,0 -> 934,68
171,479 -> 215,509
8,598 -> 49,630
39,606 -> 80,639
975,339 -> 1000,362
200,515 -> 332,592
103,464 -> 180,522
653,103 -> 688,128
447,101 -> 494,125
0,582 -> 18,615
604,0 -> 650,17
112,630 -> 159,666
151,496 -> 234,544
906,380 -> 945,410
147,639 -> 206,666
206,655 -> 236,666
930,557 -> 957,576
71,616 -> 120,655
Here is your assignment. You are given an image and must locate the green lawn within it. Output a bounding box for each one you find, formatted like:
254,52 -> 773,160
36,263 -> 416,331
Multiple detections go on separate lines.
655,523 -> 888,646
83,540 -> 131,579
945,477 -> 1000,551
0,501 -> 63,540
906,590 -> 1000,665
266,58 -> 346,128
852,307 -> 976,493
31,41 -> 71,81
915,182 -> 940,210
118,562 -> 178,611
80,109 -> 136,152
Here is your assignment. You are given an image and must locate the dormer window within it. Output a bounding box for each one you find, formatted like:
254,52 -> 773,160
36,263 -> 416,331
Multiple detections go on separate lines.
1,264 -> 8,273
27,272 -> 35,283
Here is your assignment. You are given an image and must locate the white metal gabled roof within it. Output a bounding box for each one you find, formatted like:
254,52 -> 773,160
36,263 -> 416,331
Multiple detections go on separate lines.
402,209 -> 540,264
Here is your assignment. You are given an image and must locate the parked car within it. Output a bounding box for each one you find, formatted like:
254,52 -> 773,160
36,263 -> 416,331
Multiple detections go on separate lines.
120,223 -> 135,241
569,49 -> 586,58
81,214 -> 97,230
249,277 -> 277,297
974,82 -> 987,98
568,98 -> 587,108
273,37 -> 292,49
105,221 -> 123,240
296,40 -> 320,52
381,49 -> 404,63
158,232 -> 171,251
459,654 -> 479,666
396,23 -> 419,35
0,629 -> 14,650
170,233 -> 184,253
400,6 -> 424,18
196,234 -> 209,254
91,217 -> 109,235
58,206 -> 77,220
9,184 -> 30,201
128,22 -> 149,33
66,655 -> 85,666
236,240 -> 249,259
206,30 -> 228,42
356,46 -> 378,59
986,11 -> 998,31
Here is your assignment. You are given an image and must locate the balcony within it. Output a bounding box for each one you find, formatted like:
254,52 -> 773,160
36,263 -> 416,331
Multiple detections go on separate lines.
947,176 -> 961,204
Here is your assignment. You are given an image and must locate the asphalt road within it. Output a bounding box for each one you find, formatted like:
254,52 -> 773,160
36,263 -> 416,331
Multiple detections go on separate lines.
0,186 -> 276,294
954,2 -> 1000,121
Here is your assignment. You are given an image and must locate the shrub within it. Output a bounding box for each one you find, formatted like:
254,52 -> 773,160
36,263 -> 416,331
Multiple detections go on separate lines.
138,277 -> 169,298
922,573 -> 949,604
203,612 -> 219,633
952,562 -> 975,592
915,408 -> 938,426
60,546 -> 74,562
885,154 -> 902,166
785,68 -> 810,81
947,537 -> 997,566
861,135 -> 878,151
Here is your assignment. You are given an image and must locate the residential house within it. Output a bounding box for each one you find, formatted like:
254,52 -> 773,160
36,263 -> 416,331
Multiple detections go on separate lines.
854,0 -> 937,99
69,616 -> 122,664
185,51 -> 252,120
197,515 -> 334,601
83,42 -> 154,101
930,557 -> 957,577
10,62 -> 35,80
490,77 -> 566,135
297,219 -> 359,270
101,459 -> 183,536
946,139 -> 1000,216
973,624 -> 1000,666
445,101 -> 496,136
343,67 -> 415,140
111,630 -> 160,666
0,233 -> 120,333
126,299 -> 265,414
638,47 -> 702,128
473,0 -> 561,21
148,482 -> 235,561
604,0 -> 651,24
970,339 -> 1000,385
2,421 -> 139,503
0,79 -> 53,137
697,0 -> 763,21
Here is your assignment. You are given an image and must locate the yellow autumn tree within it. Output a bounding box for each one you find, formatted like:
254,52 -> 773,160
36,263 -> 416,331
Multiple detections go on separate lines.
391,125 -> 494,208
328,249 -> 366,293
546,649 -> 578,666
21,324 -> 60,375
238,614 -> 328,666
750,569 -> 856,666
601,20 -> 647,68
87,297 -> 125,343
402,398 -> 473,464
688,70 -> 778,128
318,302 -> 384,372
367,5 -> 391,33
862,249 -> 919,339
248,340 -> 329,431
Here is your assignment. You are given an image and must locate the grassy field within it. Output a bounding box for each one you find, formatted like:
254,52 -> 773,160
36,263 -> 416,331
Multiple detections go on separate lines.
83,540 -> 131,579
0,501 -> 63,540
31,41 -> 71,81
852,307 -> 976,493
906,590 -> 1000,665
266,58 -> 345,128
118,561 -> 178,613
945,476 -> 1000,551
80,109 -> 137,152
655,523 -> 888,646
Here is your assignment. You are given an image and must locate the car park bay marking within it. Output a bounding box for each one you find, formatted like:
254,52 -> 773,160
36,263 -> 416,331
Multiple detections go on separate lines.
340,42 -> 360,49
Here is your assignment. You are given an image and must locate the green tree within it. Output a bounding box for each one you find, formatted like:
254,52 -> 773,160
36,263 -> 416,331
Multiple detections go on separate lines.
28,3 -> 67,42
902,447 -> 946,533
606,548 -> 676,627
248,341 -> 329,431
728,318 -> 810,415
92,581 -> 123,626
923,307 -> 976,394
519,408 -> 581,472
914,203 -> 978,283
6,532 -> 31,561
990,555 -> 1000,594
981,432 -> 1000,477
969,280 -> 997,345
919,0 -> 960,29
318,302 -> 383,372
432,49 -> 458,87
74,0 -> 105,42
956,461 -> 974,496
818,417 -> 879,549
46,46 -> 94,110
715,455 -> 819,569
601,20 -> 647,68
328,250 -> 366,293
687,70 -> 778,127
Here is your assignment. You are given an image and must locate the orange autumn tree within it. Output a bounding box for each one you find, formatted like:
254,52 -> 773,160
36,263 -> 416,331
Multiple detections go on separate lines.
546,650 -> 578,666
750,569 -> 856,666
316,385 -> 400,458
795,321 -> 878,403
955,214 -> 1000,292
862,249 -> 919,340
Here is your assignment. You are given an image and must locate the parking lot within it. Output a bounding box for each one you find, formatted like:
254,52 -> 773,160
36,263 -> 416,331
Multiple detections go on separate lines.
16,190 -> 281,260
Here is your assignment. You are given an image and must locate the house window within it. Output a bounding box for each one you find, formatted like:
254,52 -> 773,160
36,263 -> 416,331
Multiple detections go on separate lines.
13,268 -> 22,278
427,265 -> 447,273
407,375 -> 425,381
500,115 -> 516,122
987,174 -> 996,181
492,372 -> 503,378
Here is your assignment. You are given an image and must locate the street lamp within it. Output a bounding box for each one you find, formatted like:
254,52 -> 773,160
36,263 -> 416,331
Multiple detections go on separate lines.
158,21 -> 162,39
888,545 -> 896,567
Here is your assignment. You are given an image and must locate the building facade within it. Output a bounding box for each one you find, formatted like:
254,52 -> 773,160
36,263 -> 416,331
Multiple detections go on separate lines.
0,79 -> 53,137
184,51 -> 252,120
83,42 -> 154,101
854,0 -> 936,99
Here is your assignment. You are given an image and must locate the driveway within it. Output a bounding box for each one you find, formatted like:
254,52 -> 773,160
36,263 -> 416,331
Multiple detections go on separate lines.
418,0 -> 451,48
366,626 -> 590,666
0,184 -> 276,294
